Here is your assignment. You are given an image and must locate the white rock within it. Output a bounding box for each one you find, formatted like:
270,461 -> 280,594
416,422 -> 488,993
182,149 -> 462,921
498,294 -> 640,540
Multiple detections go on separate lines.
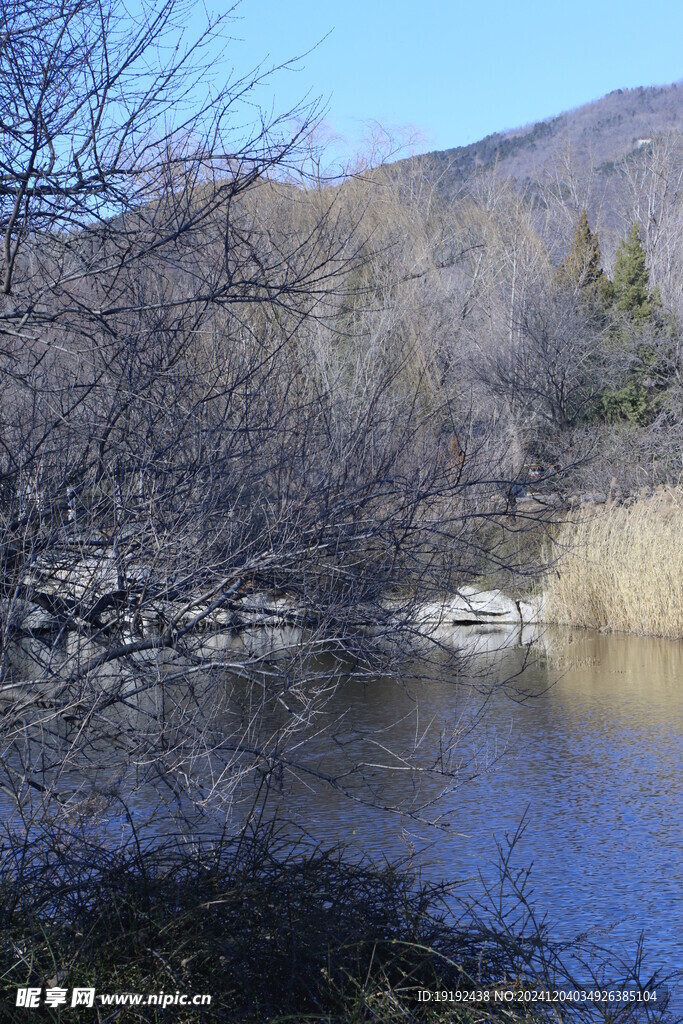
411,589 -> 521,636
22,606 -> 57,631
517,593 -> 546,625
432,589 -> 519,624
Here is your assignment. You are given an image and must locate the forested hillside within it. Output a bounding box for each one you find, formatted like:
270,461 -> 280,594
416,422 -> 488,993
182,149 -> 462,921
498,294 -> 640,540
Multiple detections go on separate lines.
375,87 -> 683,492
416,82 -> 683,196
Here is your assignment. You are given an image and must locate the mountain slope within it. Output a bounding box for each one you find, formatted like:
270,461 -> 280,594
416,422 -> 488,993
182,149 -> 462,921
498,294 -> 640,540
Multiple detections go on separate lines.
415,82 -> 683,193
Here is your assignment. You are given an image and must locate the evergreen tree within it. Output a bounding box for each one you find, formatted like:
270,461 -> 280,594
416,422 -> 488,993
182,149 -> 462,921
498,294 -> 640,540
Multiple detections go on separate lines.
599,223 -> 666,424
559,209 -> 603,289
557,210 -> 613,311
612,222 -> 654,325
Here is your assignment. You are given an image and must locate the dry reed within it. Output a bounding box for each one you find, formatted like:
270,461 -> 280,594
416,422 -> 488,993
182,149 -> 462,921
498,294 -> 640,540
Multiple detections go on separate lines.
544,487 -> 683,638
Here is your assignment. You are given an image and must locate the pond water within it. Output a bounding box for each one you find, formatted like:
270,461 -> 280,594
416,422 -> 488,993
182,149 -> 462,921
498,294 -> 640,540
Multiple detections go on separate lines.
2,625 -> 681,998
260,628 -> 682,991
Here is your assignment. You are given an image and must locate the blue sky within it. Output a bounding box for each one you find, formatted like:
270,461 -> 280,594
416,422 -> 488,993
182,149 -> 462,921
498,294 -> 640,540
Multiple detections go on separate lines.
226,0 -> 683,164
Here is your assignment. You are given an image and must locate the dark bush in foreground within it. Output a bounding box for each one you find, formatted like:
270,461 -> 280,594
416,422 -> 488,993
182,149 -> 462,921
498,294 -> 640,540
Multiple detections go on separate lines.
0,830 -> 675,1023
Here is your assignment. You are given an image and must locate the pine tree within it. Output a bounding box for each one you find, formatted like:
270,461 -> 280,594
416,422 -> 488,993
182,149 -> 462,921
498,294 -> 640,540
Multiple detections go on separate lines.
557,207 -> 610,301
567,209 -> 600,284
599,223 -> 665,423
612,222 -> 652,325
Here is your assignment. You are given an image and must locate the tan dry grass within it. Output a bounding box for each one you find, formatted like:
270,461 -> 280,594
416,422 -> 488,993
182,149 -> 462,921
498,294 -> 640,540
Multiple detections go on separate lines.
544,487 -> 683,638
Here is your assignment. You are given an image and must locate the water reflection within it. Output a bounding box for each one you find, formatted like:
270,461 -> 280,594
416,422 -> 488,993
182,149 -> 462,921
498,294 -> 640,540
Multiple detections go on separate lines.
262,629 -> 682,979
2,626 -> 681,983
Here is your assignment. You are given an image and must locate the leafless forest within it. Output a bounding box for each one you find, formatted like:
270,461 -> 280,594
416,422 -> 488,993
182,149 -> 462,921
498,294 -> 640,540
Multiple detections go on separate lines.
1,2 -> 681,1018
1,0 -> 681,841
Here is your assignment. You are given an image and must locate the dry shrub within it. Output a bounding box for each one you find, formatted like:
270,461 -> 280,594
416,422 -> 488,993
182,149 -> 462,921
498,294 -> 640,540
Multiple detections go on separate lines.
544,487 -> 683,638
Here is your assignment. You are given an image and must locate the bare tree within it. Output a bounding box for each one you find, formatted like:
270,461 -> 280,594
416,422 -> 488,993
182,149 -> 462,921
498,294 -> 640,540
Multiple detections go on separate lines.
0,0 -> 557,847
619,131 -> 683,317
473,281 -> 614,432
